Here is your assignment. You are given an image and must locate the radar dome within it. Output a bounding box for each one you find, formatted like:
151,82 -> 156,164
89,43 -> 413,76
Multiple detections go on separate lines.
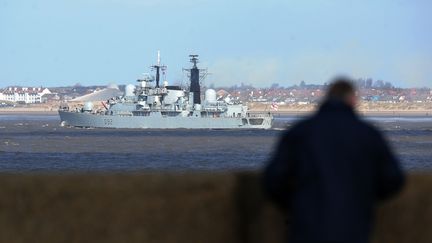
205,89 -> 217,103
83,102 -> 93,111
224,96 -> 231,103
125,84 -> 135,96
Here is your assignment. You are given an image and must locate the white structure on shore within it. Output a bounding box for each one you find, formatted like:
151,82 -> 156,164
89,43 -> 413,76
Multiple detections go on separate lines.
0,87 -> 52,103
71,84 -> 123,102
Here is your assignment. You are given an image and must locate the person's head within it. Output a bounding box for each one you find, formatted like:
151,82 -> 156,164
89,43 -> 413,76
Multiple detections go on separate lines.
325,77 -> 357,107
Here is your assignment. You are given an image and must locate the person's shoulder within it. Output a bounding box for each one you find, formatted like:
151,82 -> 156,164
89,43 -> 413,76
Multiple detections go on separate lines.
355,117 -> 383,139
281,116 -> 314,138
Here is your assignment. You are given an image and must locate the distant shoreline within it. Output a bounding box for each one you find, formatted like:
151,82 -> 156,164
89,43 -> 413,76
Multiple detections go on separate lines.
248,102 -> 432,117
0,108 -> 57,116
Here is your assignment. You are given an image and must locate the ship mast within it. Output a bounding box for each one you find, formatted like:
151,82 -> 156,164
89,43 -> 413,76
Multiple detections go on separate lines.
151,50 -> 167,88
183,55 -> 207,105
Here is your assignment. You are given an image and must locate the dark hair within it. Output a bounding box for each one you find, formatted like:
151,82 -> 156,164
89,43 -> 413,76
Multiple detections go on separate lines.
326,77 -> 356,101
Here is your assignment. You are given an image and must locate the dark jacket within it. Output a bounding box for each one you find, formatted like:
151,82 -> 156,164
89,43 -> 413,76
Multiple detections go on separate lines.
264,99 -> 405,243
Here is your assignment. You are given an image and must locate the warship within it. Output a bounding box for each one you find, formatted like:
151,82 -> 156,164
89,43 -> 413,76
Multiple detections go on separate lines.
58,54 -> 273,129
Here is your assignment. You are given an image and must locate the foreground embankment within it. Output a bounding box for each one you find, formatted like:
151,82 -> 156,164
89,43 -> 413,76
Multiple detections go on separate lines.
0,173 -> 430,243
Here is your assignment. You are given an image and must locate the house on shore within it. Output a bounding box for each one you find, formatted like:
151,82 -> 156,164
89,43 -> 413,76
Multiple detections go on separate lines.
0,87 -> 52,104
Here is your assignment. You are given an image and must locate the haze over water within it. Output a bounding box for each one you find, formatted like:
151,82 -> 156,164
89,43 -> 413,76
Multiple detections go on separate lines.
0,114 -> 431,172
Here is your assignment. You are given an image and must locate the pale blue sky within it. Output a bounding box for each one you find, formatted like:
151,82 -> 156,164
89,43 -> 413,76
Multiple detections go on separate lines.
1,0 -> 431,87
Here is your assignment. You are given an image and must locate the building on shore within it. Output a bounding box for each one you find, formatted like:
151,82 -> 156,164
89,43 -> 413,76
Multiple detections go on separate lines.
0,87 -> 52,104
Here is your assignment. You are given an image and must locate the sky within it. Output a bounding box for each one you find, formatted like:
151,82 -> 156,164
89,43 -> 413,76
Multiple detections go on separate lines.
0,0 -> 431,88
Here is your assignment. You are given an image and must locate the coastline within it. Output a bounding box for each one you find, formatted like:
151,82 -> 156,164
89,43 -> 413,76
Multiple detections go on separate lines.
248,102 -> 432,117
0,107 -> 58,115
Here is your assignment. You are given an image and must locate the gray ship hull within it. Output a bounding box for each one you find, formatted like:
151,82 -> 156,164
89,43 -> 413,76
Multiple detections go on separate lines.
59,111 -> 273,129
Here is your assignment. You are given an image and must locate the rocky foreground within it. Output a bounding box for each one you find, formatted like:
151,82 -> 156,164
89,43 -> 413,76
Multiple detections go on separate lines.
0,173 -> 430,243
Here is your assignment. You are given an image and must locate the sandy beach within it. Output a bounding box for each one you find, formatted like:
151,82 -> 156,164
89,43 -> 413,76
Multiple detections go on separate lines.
248,102 -> 432,117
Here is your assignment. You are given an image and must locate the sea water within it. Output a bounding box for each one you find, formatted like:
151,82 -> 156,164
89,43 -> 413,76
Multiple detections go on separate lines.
0,114 -> 431,172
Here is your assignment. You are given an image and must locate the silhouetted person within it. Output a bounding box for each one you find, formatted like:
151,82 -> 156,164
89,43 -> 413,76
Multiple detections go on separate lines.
264,77 -> 405,243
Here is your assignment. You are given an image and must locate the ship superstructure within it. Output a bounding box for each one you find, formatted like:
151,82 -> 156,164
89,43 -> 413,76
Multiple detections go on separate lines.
58,54 -> 273,129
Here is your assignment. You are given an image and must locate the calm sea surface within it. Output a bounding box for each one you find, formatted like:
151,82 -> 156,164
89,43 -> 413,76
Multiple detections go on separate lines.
0,113 -> 431,172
